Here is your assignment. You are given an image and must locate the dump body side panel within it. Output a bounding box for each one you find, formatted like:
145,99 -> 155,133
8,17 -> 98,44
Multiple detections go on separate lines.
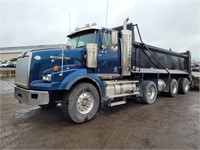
131,42 -> 191,75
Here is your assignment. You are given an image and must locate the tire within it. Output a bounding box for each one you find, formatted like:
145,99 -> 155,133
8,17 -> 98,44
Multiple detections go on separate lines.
141,81 -> 157,104
39,101 -> 58,109
179,78 -> 189,94
167,78 -> 178,97
62,83 -> 99,123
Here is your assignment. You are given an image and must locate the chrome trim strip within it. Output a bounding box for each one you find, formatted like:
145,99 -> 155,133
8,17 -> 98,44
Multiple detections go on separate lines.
97,74 -> 120,79
27,52 -> 32,87
15,51 -> 32,88
131,68 -> 189,74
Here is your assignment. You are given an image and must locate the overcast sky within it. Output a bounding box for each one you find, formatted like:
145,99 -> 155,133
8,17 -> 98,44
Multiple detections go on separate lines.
0,0 -> 200,61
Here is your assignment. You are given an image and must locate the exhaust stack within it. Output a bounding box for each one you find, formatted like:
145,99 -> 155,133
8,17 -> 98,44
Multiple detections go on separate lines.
121,17 -> 132,76
123,17 -> 129,30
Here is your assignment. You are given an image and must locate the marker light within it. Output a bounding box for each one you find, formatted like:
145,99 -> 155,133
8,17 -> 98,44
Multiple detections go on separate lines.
85,24 -> 90,28
53,66 -> 59,72
74,23 -> 98,32
75,27 -> 79,31
79,26 -> 86,30
91,23 -> 97,26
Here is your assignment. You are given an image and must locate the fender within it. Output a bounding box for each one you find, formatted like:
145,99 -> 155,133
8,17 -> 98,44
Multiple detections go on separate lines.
59,69 -> 105,99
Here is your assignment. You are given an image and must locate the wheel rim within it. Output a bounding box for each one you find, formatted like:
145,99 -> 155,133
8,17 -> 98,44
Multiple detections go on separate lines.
147,85 -> 156,100
172,82 -> 177,94
184,81 -> 189,92
77,92 -> 94,115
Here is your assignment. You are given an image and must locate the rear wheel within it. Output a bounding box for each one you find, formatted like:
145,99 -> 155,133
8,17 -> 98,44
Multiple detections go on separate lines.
62,83 -> 99,123
141,81 -> 157,104
167,78 -> 178,97
179,78 -> 189,94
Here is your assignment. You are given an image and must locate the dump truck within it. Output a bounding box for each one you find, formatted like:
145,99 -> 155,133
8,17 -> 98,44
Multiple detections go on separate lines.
15,18 -> 191,123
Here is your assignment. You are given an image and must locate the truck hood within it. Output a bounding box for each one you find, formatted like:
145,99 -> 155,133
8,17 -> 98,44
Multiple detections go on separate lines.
29,48 -> 85,83
31,48 -> 85,63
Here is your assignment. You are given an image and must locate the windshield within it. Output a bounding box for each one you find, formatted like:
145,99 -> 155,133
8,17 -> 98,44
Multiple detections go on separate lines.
67,29 -> 97,49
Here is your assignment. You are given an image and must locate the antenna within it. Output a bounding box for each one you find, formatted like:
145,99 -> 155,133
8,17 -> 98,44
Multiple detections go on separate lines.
106,0 -> 108,27
69,11 -> 71,33
59,45 -> 64,77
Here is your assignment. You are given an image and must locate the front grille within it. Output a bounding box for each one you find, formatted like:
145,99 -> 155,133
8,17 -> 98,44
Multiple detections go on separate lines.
15,52 -> 32,88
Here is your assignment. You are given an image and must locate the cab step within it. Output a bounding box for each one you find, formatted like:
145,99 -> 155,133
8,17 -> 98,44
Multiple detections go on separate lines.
108,98 -> 127,107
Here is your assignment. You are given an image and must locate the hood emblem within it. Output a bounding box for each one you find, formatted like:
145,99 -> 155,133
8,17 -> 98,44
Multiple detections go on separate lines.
50,56 -> 70,60
34,55 -> 41,60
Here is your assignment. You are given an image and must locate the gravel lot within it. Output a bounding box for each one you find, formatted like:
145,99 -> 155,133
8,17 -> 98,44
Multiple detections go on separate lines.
0,78 -> 200,149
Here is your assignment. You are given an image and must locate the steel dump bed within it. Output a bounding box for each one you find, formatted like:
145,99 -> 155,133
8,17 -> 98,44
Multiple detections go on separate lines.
113,23 -> 191,75
131,42 -> 191,75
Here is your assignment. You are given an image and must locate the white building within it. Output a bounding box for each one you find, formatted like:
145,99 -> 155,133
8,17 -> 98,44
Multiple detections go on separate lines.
0,44 -> 65,61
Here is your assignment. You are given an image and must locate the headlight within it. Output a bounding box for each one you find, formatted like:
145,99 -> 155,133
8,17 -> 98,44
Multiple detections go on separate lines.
42,74 -> 52,82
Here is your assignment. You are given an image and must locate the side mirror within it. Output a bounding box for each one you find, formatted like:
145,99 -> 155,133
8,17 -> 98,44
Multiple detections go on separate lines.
111,30 -> 118,46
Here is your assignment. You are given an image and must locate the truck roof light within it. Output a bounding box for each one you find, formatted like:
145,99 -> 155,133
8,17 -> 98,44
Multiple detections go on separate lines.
69,23 -> 100,36
85,24 -> 90,28
79,26 -> 86,30
53,66 -> 59,72
91,23 -> 97,26
75,27 -> 79,31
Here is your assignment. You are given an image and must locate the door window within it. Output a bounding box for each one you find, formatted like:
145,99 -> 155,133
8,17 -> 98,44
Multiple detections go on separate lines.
101,32 -> 111,50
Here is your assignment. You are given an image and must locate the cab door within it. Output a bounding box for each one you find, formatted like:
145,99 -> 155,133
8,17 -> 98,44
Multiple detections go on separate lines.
95,30 -> 120,74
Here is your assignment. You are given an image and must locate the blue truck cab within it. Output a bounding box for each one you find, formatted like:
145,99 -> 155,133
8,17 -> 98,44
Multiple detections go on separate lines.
15,18 -> 191,123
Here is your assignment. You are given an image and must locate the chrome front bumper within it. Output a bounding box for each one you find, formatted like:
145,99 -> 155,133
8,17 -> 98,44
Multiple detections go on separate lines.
14,87 -> 49,105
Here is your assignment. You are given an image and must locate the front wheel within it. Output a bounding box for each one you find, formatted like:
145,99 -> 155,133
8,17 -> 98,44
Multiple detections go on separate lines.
141,81 -> 157,104
62,83 -> 99,123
